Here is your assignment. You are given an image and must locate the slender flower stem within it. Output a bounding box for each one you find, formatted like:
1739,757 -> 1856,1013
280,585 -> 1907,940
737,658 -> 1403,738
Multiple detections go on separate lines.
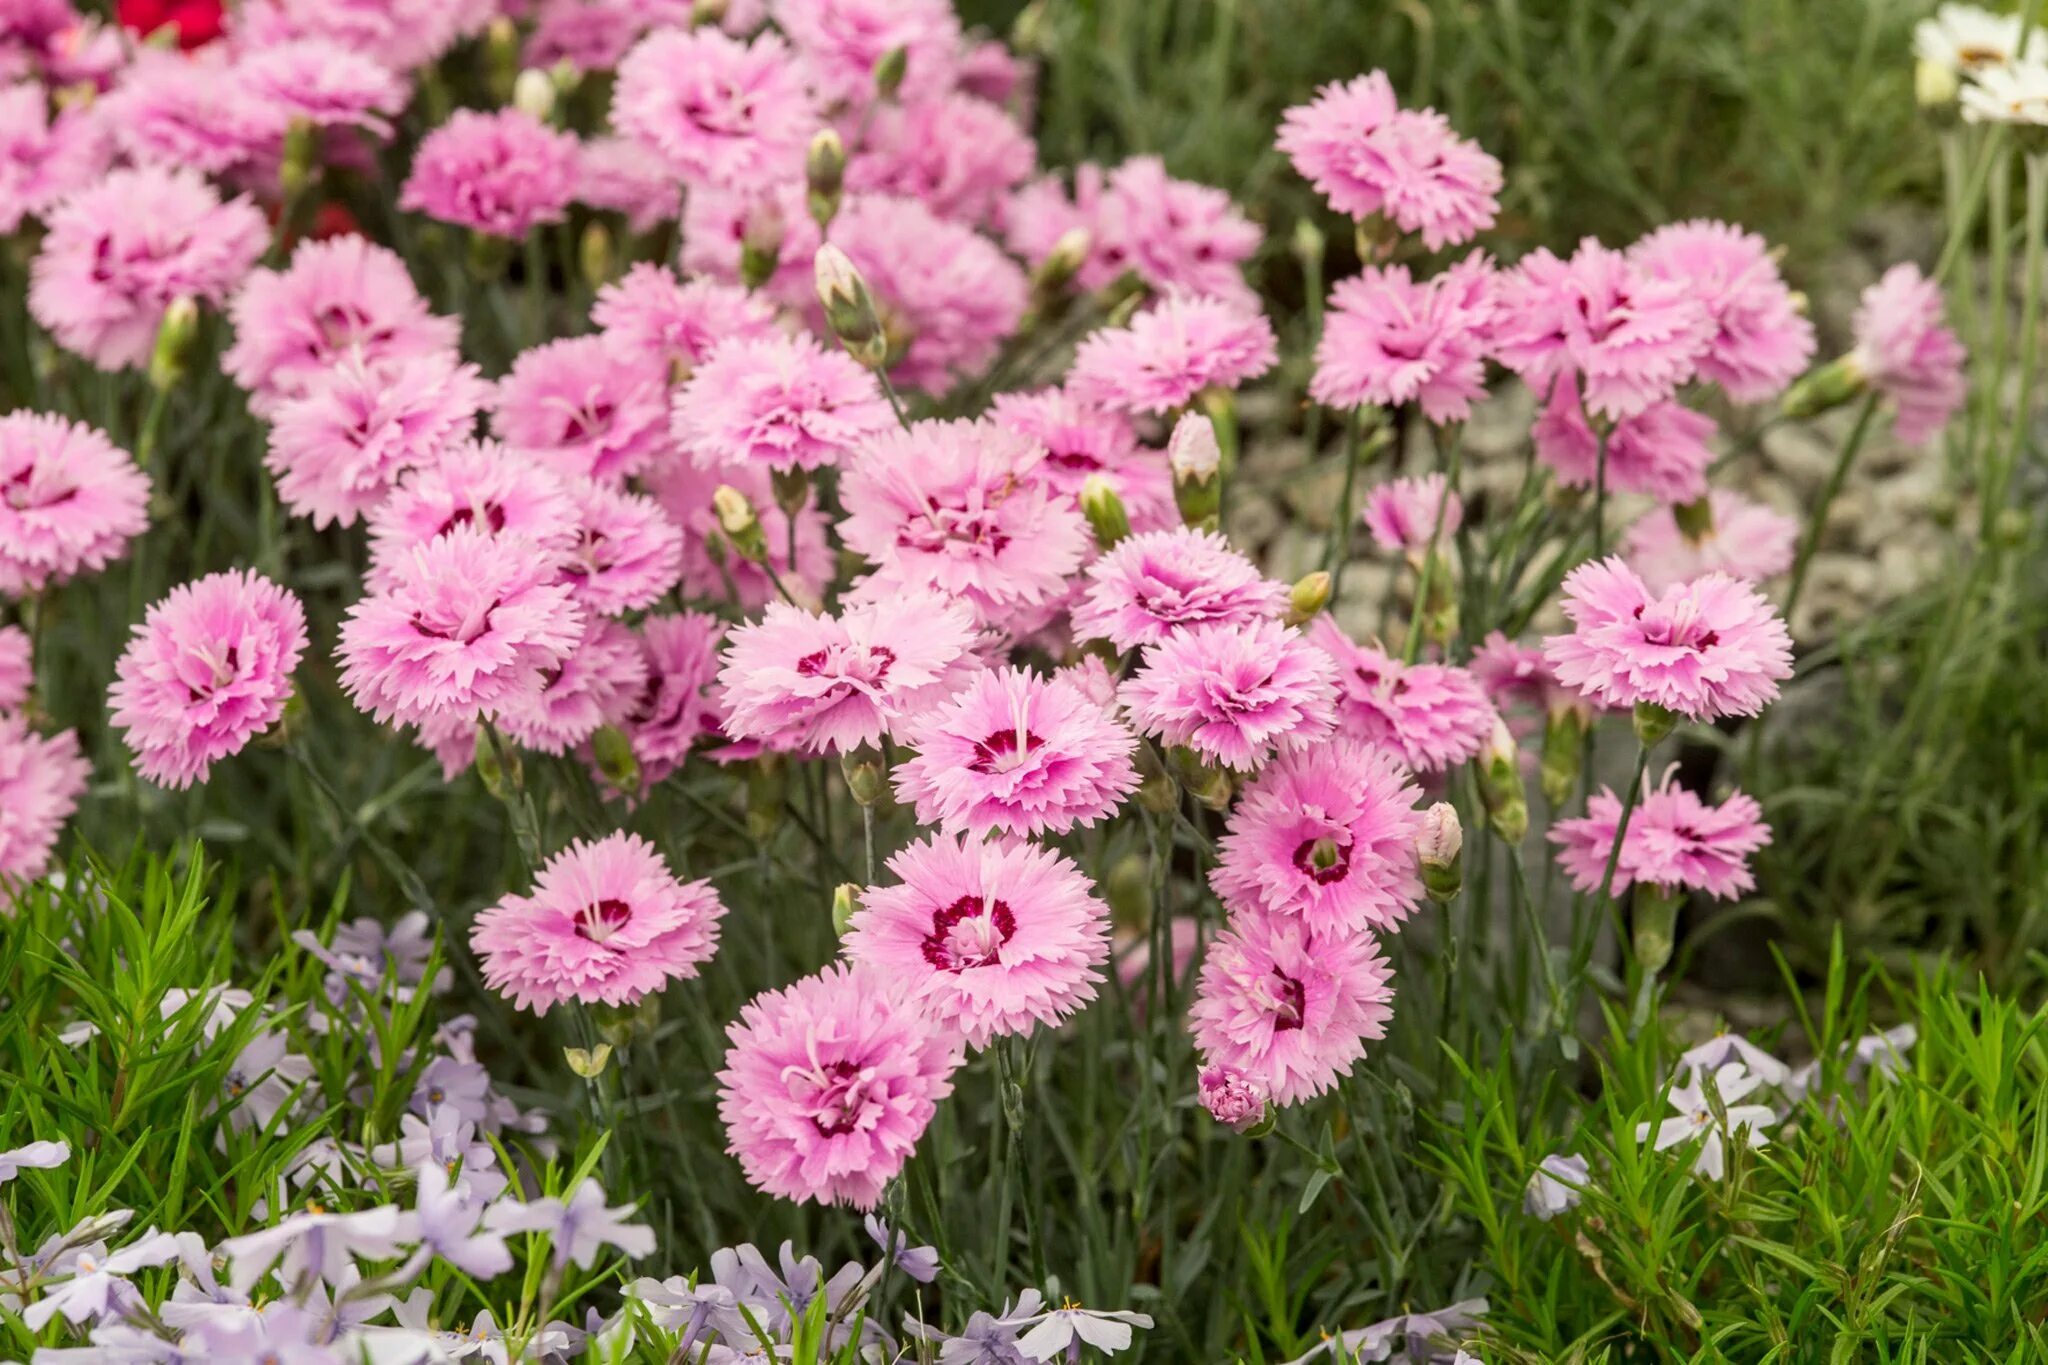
1401,421 -> 1460,665
1781,393 -> 1879,627
1591,420 -> 1611,561
134,385 -> 173,470
1325,408 -> 1368,606
1988,152 -> 2048,536
876,367 -> 912,427
480,719 -> 545,873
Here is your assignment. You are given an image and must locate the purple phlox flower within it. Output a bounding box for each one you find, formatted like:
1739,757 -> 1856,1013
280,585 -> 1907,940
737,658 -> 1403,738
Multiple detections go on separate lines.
301,1263 -> 398,1341
627,1274 -> 743,1351
160,985 -> 255,1040
411,1055 -> 492,1128
1678,1032 -> 1791,1089
21,1227 -> 182,1331
0,1138 -> 68,1181
1006,1301 -> 1154,1361
176,1299 -> 343,1361
1636,1063 -> 1777,1180
1283,1297 -> 1488,1364
371,1106 -> 505,1203
486,1179 -> 653,1269
1786,1023 -> 1917,1101
1523,1153 -> 1590,1220
708,1240 -> 868,1341
910,1288 -> 1045,1364
11,1211 -> 137,1285
408,1160 -> 513,1280
221,1029 -> 315,1133
218,1204 -> 415,1295
864,1214 -> 939,1283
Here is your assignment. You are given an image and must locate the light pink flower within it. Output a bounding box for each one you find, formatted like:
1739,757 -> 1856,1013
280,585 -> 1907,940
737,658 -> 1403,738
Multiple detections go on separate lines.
233,0 -> 486,72
492,334 -> 672,483
1630,220 -> 1815,404
1469,630 -> 1579,723
1005,157 -> 1260,302
672,333 -> 893,473
1360,473 -> 1463,555
1625,490 -> 1798,595
622,610 -> 727,786
0,413 -> 149,596
0,713 -> 87,881
894,666 -> 1138,838
1544,557 -> 1792,721
399,108 -> 579,239
591,264 -> 778,382
338,527 -> 586,726
471,832 -> 725,1013
718,591 -> 977,753
1188,909 -> 1393,1107
1068,292 -> 1278,416
646,458 -> 833,610
773,0 -> 959,109
838,418 -> 1088,627
985,388 -> 1174,529
29,165 -> 267,370
1071,527 -> 1286,651
848,92 -> 1034,227
497,618 -> 648,755
1121,618 -> 1337,772
96,49 -> 269,176
846,832 -> 1109,1048
1312,256 -> 1496,422
1531,373 -> 1717,505
1851,263 -> 1967,446
575,134 -> 678,234
614,27 -> 815,191
1212,739 -> 1424,935
1306,617 -> 1498,773
235,37 -> 408,138
1493,240 -> 1714,422
0,625 -> 28,713
680,181 -> 820,311
1198,1064 -> 1267,1130
717,962 -> 961,1208
555,478 -> 684,617
1551,767 -> 1770,899
264,352 -> 489,529
365,438 -> 578,592
522,0 -> 647,72
109,571 -> 308,789
0,81 -> 105,233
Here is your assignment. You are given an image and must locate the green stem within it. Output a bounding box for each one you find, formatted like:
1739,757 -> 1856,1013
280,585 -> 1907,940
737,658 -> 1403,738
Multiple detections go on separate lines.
1401,422 -> 1461,665
1323,407 -> 1363,579
135,384 -> 173,470
1782,393 -> 1880,627
481,719 -> 545,873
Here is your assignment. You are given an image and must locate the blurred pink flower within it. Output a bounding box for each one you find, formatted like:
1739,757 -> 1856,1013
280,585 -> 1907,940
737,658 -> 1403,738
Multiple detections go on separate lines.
96,49 -> 269,175
986,388 -> 1173,529
399,108 -> 578,239
234,0 -> 487,71
614,27 -> 815,191
235,36 -> 407,137
1071,527 -> 1286,651
591,264 -> 778,382
554,478 -> 684,617
497,617 -> 647,755
672,333 -> 894,473
1069,292 -> 1278,416
774,0 -> 959,108
1551,767 -> 1770,899
646,458 -> 833,610
623,610 -> 727,786
0,625 -> 28,713
1531,373 -> 1717,505
1121,618 -> 1337,772
849,92 -> 1034,227
1312,256 -> 1496,421
0,81 -> 106,233
0,413 -> 150,595
575,135 -> 678,234
680,182 -> 820,311
0,713 -> 88,880
1852,262 -> 1966,446
366,437 -> 578,592
1360,473 -> 1463,555
1306,618 -> 1497,773
1625,490 -> 1797,594
1630,220 -> 1815,404
1006,157 -> 1260,302
492,334 -> 672,483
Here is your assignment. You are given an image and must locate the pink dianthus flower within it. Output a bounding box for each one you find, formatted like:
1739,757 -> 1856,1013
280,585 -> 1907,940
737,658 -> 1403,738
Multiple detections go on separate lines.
0,714 -> 88,881
1630,220 -> 1815,403
591,264 -> 777,382
0,625 -> 28,713
985,388 -> 1173,529
1005,157 -> 1260,303
0,413 -> 149,595
1306,617 -> 1497,773
613,27 -> 816,191
497,617 -> 648,755
773,0 -> 958,109
680,182 -> 820,311
646,458 -> 832,610
575,134 -> 679,234
672,333 -> 894,473
1625,490 -> 1797,595
849,92 -> 1034,227
1551,767 -> 1770,899
235,36 -> 407,138
554,478 -> 685,617
96,49 -> 268,176
1068,292 -> 1278,416
1360,473 -> 1463,556
1531,374 -> 1717,505
399,108 -> 578,239
0,81 -> 105,233
1198,1064 -> 1267,1130
1851,263 -> 1967,446
365,438 -> 578,592
492,334 -> 672,483
1071,527 -> 1286,651
622,610 -> 727,787
1312,256 -> 1496,422
1120,618 -> 1337,772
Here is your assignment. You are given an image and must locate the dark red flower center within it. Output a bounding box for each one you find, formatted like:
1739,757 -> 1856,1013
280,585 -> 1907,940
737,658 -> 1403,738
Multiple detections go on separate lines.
970,728 -> 1044,774
808,1060 -> 870,1137
1291,835 -> 1352,885
922,895 -> 1017,972
1269,972 -> 1307,1032
573,897 -> 633,945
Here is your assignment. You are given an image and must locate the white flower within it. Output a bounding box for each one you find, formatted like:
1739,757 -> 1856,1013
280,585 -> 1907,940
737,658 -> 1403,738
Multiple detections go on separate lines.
1916,4 -> 2030,77
1008,1302 -> 1155,1361
1523,1152 -> 1590,1220
1636,1063 -> 1777,1180
1963,58 -> 2048,123
20,1228 -> 182,1330
1166,413 -> 1221,481
0,1139 -> 69,1183
1677,1032 -> 1790,1089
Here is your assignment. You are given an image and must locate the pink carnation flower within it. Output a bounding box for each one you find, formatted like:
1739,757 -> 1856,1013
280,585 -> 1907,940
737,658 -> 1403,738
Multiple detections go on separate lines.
1188,909 -> 1393,1107
773,0 -> 959,108
365,438 -> 578,591
672,333 -> 894,473
1071,527 -> 1287,651
1212,739 -> 1425,936
1531,374 -> 1717,505
29,165 -> 267,370
1276,72 -> 1501,248
894,666 -> 1139,838
1625,490 -> 1798,595
0,81 -> 105,234
1306,617 -> 1497,772
1630,221 -> 1815,404
96,49 -> 269,176
575,135 -> 678,233
622,610 -> 727,787
1312,256 -> 1496,422
1544,557 -> 1793,721
109,570 -> 308,789
838,418 -> 1088,627
1120,618 -> 1337,772
338,527 -> 586,726
646,458 -> 832,610
592,264 -> 778,382
680,182 -> 820,311
846,832 -> 1110,1049
1851,263 -> 1967,446
1068,292 -> 1278,416
1198,1064 -> 1267,1130
235,37 -> 408,138
264,352 -> 490,529
223,235 -> 459,413
0,625 -> 29,713
1006,157 -> 1260,302
614,27 -> 815,191
399,108 -> 578,239
234,0 -> 486,72
1493,239 -> 1714,422
471,832 -> 725,1013
497,617 -> 648,755
1360,473 -> 1463,556
0,714 -> 88,881
1469,629 -> 1580,727
555,478 -> 685,617
849,92 -> 1034,226
717,590 -> 978,753
985,388 -> 1173,529
717,961 -> 962,1208
0,413 -> 149,595
1551,767 -> 1770,899
492,334 -> 672,483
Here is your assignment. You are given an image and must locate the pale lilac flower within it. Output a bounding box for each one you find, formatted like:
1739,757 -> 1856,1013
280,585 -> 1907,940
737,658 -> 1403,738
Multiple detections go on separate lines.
1531,374 -> 1716,504
614,26 -> 815,191
1313,256 -> 1496,422
493,334 -> 672,483
1636,1063 -> 1776,1180
400,108 -> 579,239
591,264 -> 779,382
0,412 -> 149,595
911,1289 -> 1043,1365
1629,220 -> 1815,403
849,92 -> 1034,226
1283,1299 -> 1489,1364
218,1205 -> 413,1294
365,438 -> 578,592
20,1229 -> 181,1331
1850,262 -> 1967,446
1197,1065 -> 1267,1132
1524,1153 -> 1589,1219
0,714 -> 88,881
1678,1033 -> 1792,1088
1071,527 -> 1286,650
864,1215 -> 938,1284
774,0 -> 959,108
1550,766 -> 1771,900
1009,1304 -> 1155,1362
0,1138 -> 68,1181
220,1030 -> 314,1132
495,1178 -> 655,1269
1307,618 -> 1498,772
1361,473 -> 1463,556
554,479 -> 685,618
1122,618 -> 1338,772
672,333 -> 894,473
1624,490 -> 1798,594
1069,292 -> 1279,416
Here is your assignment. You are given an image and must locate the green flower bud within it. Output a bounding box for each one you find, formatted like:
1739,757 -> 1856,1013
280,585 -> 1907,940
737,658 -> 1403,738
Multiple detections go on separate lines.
813,244 -> 889,369
1632,883 -> 1682,974
1418,801 -> 1463,903
1080,474 -> 1132,549
512,67 -> 556,122
806,128 -> 846,229
564,1042 -> 612,1079
713,485 -> 770,564
1673,495 -> 1716,542
148,296 -> 200,393
590,724 -> 640,796
1632,700 -> 1679,748
832,883 -> 862,936
1477,718 -> 1528,845
841,751 -> 887,807
1779,354 -> 1867,421
578,221 -> 614,291
473,727 -> 523,800
1284,571 -> 1332,626
1539,707 -> 1587,808
739,201 -> 785,291
873,45 -> 909,101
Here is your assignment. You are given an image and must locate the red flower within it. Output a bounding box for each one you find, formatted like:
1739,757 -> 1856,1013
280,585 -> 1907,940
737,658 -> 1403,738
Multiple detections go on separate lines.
116,0 -> 224,50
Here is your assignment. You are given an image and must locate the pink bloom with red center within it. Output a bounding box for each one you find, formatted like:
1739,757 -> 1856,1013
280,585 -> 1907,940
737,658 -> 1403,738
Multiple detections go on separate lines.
985,388 -> 1174,529
1551,767 -> 1770,899
838,418 -> 1088,627
1071,527 -> 1287,651
1005,157 -> 1260,303
623,610 -> 726,786
1306,617 -> 1498,773
492,334 -> 672,483
1121,618 -> 1338,772
773,0 -> 958,109
109,570 -> 308,789
672,334 -> 894,473
0,82 -> 106,234
555,478 -> 684,617
29,165 -> 267,370
717,961 -> 961,1208
614,27 -> 816,191
825,193 -> 1029,394
0,625 -> 28,712
1277,72 -> 1501,248
1197,1064 -> 1267,1130
680,182 -> 820,311
895,666 -> 1139,838
1531,374 -> 1717,505
646,458 -> 833,610
845,832 -> 1110,1049
1212,738 -> 1425,935
1625,490 -> 1798,595
1629,220 -> 1815,404
1312,256 -> 1496,421
575,135 -> 677,234
264,352 -> 490,529
235,37 -> 408,138
497,617 -> 648,755
591,264 -> 778,382
399,108 -> 579,239
96,49 -> 269,176
223,235 -> 456,414
471,832 -> 725,1014
1188,908 -> 1394,1107
1493,239 -> 1715,422
365,438 -> 578,592
1544,557 -> 1792,721
0,413 -> 149,595
848,92 -> 1034,227
1068,292 -> 1279,417
338,526 -> 586,726
718,591 -> 978,753
0,714 -> 88,880
1852,263 -> 1967,446
1360,473 -> 1463,556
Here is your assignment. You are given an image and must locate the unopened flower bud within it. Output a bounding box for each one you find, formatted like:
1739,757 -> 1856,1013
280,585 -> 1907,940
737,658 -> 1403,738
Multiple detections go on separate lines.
578,221 -> 613,290
832,882 -> 861,936
1993,505 -> 2031,548
484,17 -> 519,100
1779,354 -> 1867,421
841,751 -> 886,807
1477,717 -> 1528,845
1418,802 -> 1462,903
806,128 -> 846,229
873,44 -> 909,101
473,726 -> 522,800
564,1042 -> 612,1079
813,243 -> 889,368
1198,1064 -> 1269,1134
1169,413 -> 1222,528
713,484 -> 770,564
1133,743 -> 1178,814
1540,707 -> 1586,808
690,0 -> 728,25
1915,57 -> 1960,110
148,296 -> 200,393
745,756 -> 786,841
1632,700 -> 1678,748
1291,216 -> 1326,269
739,201 -> 785,291
1632,884 -> 1681,974
1174,749 -> 1233,811
279,117 -> 318,199
1010,0 -> 1051,55
590,724 -> 639,795
512,67 -> 556,122
1034,227 -> 1091,296
1284,571 -> 1332,626
1673,495 -> 1716,542
1080,475 -> 1132,549
771,465 -> 810,519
